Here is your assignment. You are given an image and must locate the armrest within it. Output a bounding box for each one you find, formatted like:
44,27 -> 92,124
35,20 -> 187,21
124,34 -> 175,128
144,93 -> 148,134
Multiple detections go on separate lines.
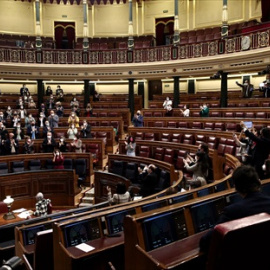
22,254 -> 33,270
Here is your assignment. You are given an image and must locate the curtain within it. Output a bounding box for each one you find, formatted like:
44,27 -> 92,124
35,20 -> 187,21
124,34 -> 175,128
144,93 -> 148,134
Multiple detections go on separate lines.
155,17 -> 174,46
54,22 -> 75,49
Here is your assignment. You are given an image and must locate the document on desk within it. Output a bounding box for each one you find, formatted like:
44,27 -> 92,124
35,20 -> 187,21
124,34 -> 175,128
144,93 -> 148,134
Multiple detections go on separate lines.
75,243 -> 95,253
13,208 -> 27,213
17,211 -> 32,219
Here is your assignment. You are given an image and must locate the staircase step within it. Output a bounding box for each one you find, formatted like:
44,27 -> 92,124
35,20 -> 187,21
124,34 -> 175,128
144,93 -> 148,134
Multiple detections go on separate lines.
82,197 -> 94,203
79,202 -> 93,208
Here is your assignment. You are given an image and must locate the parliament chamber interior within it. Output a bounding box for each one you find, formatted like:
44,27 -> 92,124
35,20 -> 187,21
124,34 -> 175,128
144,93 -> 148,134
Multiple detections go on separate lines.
0,0 -> 270,269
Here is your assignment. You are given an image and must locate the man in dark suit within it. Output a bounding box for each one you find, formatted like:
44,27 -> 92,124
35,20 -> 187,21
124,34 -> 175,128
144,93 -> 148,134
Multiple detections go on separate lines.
138,164 -> 158,197
20,84 -> 30,97
235,79 -> 254,98
200,165 -> 270,253
42,131 -> 56,153
241,121 -> 270,180
80,120 -> 92,138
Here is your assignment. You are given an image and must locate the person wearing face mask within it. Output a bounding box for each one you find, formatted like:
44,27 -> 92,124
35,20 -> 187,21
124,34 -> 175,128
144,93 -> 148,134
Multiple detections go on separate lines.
57,136 -> 68,152
43,120 -> 53,137
71,136 -> 82,153
45,86 -> 53,96
39,103 -> 48,116
262,159 -> 270,180
183,151 -> 209,189
25,113 -> 35,128
67,124 -> 78,139
5,132 -> 19,155
163,97 -> 172,110
18,105 -> 27,119
38,112 -> 46,128
199,103 -> 209,117
16,97 -> 24,109
0,122 -> 8,141
80,120 -> 92,138
26,120 -> 39,139
132,110 -> 144,127
46,94 -> 55,110
236,79 -> 254,98
68,112 -> 79,128
48,110 -> 59,128
55,101 -> 64,117
125,135 -> 136,156
24,136 -> 34,154
53,149 -> 64,169
84,103 -> 93,117
5,106 -> 13,119
70,97 -> 79,108
13,122 -> 24,140
0,111 -> 6,125
42,131 -> 56,153
12,113 -> 21,128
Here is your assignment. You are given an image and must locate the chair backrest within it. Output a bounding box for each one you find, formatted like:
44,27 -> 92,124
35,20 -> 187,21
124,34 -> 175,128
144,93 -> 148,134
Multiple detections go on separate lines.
207,213 -> 270,270
29,159 -> 41,170
111,160 -> 124,176
0,162 -> 8,174
34,229 -> 54,270
0,202 -> 8,214
75,159 -> 86,177
12,161 -> 25,172
63,158 -> 73,169
125,162 -> 138,183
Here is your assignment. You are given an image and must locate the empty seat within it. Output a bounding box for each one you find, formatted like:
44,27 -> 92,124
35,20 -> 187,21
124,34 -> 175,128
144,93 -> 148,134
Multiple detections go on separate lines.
75,159 -> 87,186
29,160 -> 41,170
45,159 -> 54,169
209,112 -> 221,117
214,122 -> 225,131
224,112 -> 234,117
192,122 -> 202,129
154,147 -> 165,161
195,134 -> 206,145
134,132 -> 144,140
153,112 -> 162,117
111,160 -> 124,176
12,161 -> 24,172
63,159 -> 73,169
204,122 -> 214,130
182,134 -> 194,144
226,123 -> 237,132
138,146 -> 151,158
143,112 -> 152,117
161,133 -> 170,142
171,133 -> 182,143
245,112 -> 255,118
208,136 -> 219,149
167,121 -> 177,128
0,162 -> 8,174
154,121 -> 164,127
178,122 -> 188,129
155,170 -> 170,192
144,133 -> 155,141
125,162 -> 138,183
163,149 -> 175,164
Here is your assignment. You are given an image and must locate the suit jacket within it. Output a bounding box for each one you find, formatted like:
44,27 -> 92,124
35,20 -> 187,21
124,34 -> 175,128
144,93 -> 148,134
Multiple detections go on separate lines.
140,171 -> 158,197
80,124 -> 92,138
244,129 -> 270,178
236,82 -> 254,98
42,138 -> 56,153
200,191 -> 270,252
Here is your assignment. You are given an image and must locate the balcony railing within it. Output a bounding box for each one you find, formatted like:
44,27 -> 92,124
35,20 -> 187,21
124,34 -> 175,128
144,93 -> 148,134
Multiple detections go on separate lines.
0,29 -> 269,65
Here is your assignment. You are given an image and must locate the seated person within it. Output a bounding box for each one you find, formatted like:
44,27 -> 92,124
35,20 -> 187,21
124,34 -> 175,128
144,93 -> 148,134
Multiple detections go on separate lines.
30,192 -> 51,216
200,165 -> 270,255
183,151 -> 209,189
52,149 -> 64,169
138,164 -> 158,197
107,182 -> 131,204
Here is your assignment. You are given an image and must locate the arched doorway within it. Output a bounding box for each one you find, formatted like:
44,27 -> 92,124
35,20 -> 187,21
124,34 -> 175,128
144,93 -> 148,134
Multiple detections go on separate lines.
155,17 -> 174,46
54,22 -> 75,49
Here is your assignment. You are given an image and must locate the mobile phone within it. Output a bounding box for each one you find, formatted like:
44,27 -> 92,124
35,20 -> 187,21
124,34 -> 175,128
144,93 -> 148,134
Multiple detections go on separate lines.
243,121 -> 253,129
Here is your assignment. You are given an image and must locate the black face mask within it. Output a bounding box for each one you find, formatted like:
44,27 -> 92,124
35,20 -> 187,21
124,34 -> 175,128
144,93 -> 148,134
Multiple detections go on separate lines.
137,113 -> 140,116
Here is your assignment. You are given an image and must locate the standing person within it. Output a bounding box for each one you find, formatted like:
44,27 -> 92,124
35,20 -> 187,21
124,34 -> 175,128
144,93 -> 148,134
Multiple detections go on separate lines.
26,120 -> 39,139
199,103 -> 209,117
71,136 -> 82,153
125,135 -> 136,156
42,131 -> 56,153
163,97 -> 172,110
183,151 -> 209,188
240,121 -> 270,180
107,183 -> 131,204
48,110 -> 59,128
25,113 -> 35,128
37,112 -> 46,128
20,84 -> 30,97
56,136 -> 68,152
52,149 -> 64,169
13,122 -> 24,141
67,124 -> 78,140
132,110 -> 143,127
43,120 -> 54,137
5,133 -> 19,155
138,164 -> 158,197
55,102 -> 64,117
68,112 -> 79,128
30,192 -> 51,216
80,120 -> 92,138
45,86 -> 53,96
46,95 -> 55,110
180,104 -> 190,117
200,165 -> 270,254
24,137 -> 34,154
236,79 -> 254,98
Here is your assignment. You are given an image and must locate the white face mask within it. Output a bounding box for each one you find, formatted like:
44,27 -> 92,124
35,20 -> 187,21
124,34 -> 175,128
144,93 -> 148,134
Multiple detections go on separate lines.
60,139 -> 63,142
47,136 -> 51,139
262,164 -> 266,171
244,83 -> 248,86
71,125 -> 75,129
56,152 -> 59,156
